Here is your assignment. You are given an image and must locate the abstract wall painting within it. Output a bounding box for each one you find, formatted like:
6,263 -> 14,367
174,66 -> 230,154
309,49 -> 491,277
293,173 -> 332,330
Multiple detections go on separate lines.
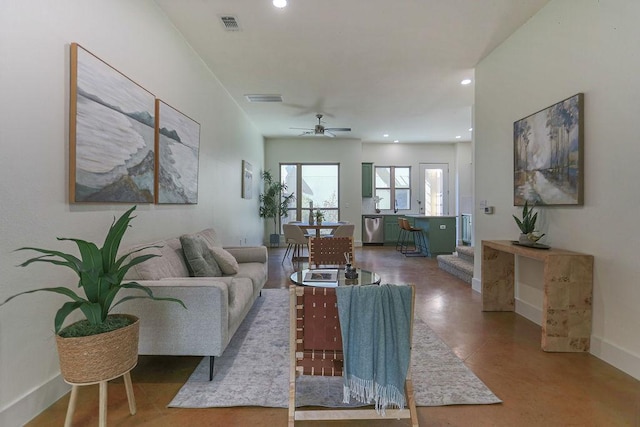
242,160 -> 253,199
513,93 -> 584,206
69,43 -> 156,203
155,100 -> 200,204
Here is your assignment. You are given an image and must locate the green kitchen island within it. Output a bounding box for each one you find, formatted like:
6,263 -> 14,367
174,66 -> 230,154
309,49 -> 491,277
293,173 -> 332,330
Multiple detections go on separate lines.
405,215 -> 457,257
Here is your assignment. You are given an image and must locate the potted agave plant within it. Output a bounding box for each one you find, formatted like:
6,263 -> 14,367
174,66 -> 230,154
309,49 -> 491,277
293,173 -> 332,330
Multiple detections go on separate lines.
1,206 -> 185,384
513,200 -> 545,245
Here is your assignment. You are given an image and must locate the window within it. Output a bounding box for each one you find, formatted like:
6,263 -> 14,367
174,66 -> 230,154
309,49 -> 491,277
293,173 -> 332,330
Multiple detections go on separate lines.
375,166 -> 410,211
280,164 -> 340,228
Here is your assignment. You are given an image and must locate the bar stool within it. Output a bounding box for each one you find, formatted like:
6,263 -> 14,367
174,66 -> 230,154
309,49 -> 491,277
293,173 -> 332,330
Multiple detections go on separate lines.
396,217 -> 408,251
400,218 -> 428,257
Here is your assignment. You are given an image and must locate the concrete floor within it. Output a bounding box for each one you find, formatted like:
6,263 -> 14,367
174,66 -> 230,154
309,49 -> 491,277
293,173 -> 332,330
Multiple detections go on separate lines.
26,246 -> 640,426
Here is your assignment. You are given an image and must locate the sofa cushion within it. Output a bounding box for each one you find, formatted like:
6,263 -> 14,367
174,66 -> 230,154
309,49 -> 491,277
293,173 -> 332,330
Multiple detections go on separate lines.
180,234 -> 222,277
211,247 -> 240,275
124,237 -> 190,280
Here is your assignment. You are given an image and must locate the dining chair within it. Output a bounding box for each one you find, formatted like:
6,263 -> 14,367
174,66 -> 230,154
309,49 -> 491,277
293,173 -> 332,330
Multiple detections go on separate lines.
288,284 -> 418,426
282,223 -> 309,264
328,223 -> 354,238
289,221 -> 313,238
325,221 -> 349,237
308,236 -> 354,268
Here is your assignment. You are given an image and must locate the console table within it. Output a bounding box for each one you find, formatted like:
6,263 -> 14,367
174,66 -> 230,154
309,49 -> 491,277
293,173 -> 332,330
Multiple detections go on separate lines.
481,240 -> 593,352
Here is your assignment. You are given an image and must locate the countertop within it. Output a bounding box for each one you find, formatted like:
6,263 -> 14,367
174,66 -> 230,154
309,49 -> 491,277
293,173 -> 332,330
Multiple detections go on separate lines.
405,214 -> 457,218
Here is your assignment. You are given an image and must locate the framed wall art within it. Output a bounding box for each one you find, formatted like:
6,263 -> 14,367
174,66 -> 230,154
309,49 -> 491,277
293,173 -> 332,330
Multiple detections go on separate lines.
155,100 -> 200,204
242,160 -> 253,199
513,93 -> 584,206
69,43 -> 156,203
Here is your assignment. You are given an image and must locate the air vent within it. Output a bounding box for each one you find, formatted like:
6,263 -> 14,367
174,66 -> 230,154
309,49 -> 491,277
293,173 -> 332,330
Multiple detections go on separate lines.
245,94 -> 283,103
220,15 -> 241,31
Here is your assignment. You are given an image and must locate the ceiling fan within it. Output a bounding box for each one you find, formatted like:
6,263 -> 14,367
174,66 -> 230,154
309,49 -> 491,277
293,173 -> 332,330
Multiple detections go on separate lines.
290,114 -> 351,138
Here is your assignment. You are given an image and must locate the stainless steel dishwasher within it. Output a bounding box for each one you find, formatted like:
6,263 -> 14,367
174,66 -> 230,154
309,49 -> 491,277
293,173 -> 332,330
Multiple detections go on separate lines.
363,215 -> 384,245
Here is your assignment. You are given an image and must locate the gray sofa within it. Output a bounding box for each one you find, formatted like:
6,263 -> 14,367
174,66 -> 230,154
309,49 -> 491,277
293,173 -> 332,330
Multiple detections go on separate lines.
113,228 -> 267,379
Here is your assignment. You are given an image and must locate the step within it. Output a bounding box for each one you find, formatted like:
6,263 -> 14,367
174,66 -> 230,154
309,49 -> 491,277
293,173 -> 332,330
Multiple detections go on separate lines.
455,245 -> 475,264
437,254 -> 473,285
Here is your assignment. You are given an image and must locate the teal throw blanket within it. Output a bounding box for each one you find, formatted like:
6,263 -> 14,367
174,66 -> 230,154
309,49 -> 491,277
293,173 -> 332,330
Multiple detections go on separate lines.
335,284 -> 412,414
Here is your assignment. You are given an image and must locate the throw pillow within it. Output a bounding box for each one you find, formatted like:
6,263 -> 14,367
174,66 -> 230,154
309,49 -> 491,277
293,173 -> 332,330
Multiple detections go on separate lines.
210,246 -> 240,275
180,234 -> 222,277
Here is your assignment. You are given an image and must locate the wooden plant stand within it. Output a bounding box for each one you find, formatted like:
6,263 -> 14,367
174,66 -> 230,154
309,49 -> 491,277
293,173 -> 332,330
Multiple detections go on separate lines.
64,368 -> 136,427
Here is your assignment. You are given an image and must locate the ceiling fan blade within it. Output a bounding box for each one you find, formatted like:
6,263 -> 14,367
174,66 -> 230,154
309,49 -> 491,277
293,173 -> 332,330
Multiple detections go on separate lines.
325,127 -> 351,132
324,131 -> 336,138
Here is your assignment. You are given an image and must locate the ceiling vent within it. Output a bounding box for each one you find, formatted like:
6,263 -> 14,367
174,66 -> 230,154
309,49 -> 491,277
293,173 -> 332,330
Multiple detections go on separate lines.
220,15 -> 241,31
245,94 -> 283,103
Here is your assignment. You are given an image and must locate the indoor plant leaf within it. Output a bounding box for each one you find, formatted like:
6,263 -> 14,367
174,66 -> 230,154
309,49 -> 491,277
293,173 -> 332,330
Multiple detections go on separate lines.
2,205 -> 185,337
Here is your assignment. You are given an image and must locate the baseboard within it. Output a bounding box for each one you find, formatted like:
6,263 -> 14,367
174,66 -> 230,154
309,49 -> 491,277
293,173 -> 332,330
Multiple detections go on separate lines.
515,298 -> 542,326
590,335 -> 640,380
513,300 -> 640,381
462,277 -> 639,381
471,277 -> 481,293
0,373 -> 69,427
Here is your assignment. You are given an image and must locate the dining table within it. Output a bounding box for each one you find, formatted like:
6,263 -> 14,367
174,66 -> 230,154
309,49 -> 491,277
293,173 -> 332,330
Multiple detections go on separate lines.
295,222 -> 341,238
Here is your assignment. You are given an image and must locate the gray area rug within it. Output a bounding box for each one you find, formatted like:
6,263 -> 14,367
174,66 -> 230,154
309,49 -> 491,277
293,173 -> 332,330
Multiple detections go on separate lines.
168,288 -> 502,408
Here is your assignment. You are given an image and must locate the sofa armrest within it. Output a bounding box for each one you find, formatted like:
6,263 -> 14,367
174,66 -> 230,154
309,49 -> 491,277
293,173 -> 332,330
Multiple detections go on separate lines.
223,246 -> 268,264
113,278 -> 232,357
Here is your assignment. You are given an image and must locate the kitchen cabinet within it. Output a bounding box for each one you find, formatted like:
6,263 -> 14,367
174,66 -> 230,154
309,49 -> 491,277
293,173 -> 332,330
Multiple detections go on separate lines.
362,163 -> 373,197
383,215 -> 399,244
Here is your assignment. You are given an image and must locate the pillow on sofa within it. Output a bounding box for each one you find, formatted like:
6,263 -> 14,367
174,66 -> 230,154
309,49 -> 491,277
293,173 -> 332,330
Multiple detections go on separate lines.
210,246 -> 240,275
180,234 -> 222,277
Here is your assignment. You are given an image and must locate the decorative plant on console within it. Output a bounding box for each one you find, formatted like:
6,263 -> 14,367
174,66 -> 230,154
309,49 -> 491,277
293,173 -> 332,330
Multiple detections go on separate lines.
513,200 -> 545,245
1,205 -> 185,385
259,170 -> 295,246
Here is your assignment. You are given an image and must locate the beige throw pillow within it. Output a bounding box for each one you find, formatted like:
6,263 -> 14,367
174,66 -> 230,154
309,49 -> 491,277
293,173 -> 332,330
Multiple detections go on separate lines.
210,246 -> 240,275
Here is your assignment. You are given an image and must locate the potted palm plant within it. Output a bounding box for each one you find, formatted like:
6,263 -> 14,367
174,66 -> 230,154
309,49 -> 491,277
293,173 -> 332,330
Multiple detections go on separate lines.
513,200 -> 545,245
259,170 -> 295,246
1,206 -> 185,384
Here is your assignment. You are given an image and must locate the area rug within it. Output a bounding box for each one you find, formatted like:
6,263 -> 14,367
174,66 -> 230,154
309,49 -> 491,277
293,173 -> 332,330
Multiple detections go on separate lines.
168,288 -> 502,408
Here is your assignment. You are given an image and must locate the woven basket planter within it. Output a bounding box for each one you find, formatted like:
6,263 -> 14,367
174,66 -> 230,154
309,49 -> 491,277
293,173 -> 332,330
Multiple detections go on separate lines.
55,314 -> 139,384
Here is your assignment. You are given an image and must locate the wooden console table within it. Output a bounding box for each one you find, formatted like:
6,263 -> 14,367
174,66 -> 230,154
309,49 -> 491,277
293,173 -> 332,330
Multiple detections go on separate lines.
481,240 -> 593,352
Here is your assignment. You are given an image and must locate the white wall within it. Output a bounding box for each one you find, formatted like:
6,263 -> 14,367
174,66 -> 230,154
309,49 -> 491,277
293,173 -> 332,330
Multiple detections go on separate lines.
0,1 -> 264,424
264,138 -> 363,243
474,0 -> 640,380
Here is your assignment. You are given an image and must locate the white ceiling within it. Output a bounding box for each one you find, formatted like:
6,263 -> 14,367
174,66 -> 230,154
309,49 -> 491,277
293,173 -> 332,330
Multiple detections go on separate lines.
154,0 -> 549,143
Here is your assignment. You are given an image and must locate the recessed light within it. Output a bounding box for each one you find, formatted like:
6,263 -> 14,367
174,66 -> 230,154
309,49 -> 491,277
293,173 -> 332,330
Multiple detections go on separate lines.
461,79 -> 472,85
469,128 -> 473,132
383,134 -> 389,138
455,135 -> 461,139
273,0 -> 287,8
393,140 -> 399,143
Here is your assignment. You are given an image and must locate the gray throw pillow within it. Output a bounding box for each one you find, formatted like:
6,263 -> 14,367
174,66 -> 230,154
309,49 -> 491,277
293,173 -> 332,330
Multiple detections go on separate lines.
180,234 -> 222,277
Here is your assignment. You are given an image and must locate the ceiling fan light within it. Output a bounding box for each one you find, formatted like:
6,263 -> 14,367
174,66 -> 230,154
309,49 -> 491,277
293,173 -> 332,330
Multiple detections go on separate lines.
273,0 -> 287,8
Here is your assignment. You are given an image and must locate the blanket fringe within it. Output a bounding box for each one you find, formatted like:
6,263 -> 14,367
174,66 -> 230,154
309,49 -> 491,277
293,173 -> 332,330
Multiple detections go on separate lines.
342,375 -> 406,416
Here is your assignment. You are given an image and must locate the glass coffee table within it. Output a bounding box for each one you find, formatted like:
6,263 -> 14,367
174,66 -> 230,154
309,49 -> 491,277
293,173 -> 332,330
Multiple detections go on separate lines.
290,268 -> 381,287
